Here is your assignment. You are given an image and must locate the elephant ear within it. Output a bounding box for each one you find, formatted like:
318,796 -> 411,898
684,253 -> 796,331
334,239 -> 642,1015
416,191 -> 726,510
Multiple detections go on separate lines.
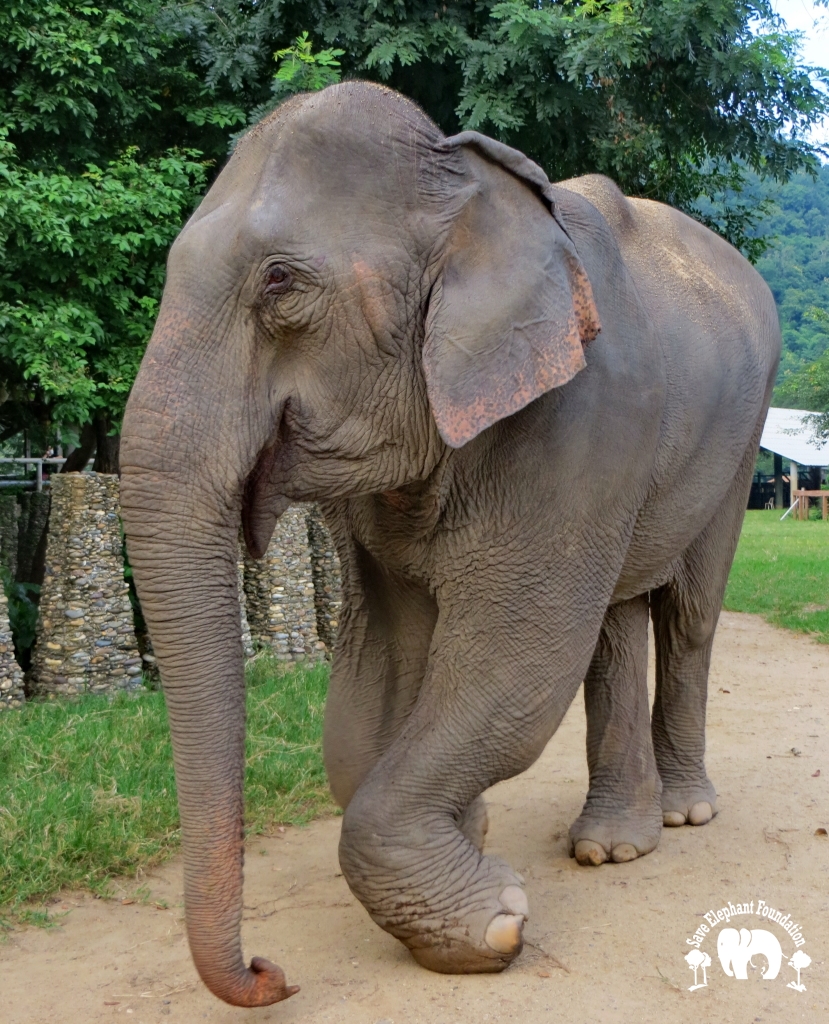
423,131 -> 600,448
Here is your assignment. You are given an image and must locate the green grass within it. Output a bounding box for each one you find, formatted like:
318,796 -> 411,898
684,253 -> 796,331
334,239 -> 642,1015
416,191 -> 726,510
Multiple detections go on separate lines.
0,656 -> 333,925
724,509 -> 829,643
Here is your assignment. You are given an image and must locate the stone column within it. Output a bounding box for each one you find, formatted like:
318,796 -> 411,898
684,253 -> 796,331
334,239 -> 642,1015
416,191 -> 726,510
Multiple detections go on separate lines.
243,506 -> 325,662
306,505 -> 342,656
29,473 -> 142,697
237,547 -> 255,659
0,588 -> 25,708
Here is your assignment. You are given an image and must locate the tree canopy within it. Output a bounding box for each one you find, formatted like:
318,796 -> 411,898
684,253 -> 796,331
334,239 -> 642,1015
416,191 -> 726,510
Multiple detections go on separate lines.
1,0 -> 827,463
755,164 -> 829,376
0,1 -> 213,463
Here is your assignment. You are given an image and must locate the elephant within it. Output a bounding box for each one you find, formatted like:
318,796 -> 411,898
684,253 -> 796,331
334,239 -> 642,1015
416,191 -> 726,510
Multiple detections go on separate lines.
120,81 -> 780,1008
717,928 -> 783,980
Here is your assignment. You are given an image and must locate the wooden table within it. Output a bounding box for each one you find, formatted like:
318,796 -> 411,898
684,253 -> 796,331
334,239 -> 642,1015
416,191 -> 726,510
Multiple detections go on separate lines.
792,489 -> 829,520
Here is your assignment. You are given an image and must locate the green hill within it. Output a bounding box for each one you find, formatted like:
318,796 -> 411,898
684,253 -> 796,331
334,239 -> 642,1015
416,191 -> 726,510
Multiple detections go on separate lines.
753,165 -> 829,380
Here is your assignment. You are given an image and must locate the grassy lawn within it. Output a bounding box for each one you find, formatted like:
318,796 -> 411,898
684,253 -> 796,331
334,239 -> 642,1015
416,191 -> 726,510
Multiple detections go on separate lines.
724,509 -> 829,643
0,656 -> 333,926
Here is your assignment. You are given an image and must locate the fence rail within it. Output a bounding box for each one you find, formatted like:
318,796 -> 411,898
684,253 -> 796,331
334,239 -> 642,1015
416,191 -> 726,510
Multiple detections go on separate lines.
0,458 -> 93,492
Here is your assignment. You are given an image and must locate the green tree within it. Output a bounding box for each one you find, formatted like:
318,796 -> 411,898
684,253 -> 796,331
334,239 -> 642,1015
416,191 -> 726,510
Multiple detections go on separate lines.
776,307 -> 829,440
0,136 -> 209,460
0,1 -> 225,467
753,166 -> 829,377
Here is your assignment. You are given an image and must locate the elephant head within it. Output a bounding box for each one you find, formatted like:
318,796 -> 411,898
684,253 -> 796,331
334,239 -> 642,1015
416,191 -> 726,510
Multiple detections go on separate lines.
717,927 -> 783,980
120,82 -> 599,1007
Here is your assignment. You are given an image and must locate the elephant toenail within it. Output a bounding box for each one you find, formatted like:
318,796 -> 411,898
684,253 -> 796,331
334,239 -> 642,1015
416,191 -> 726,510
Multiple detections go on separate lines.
688,801 -> 713,825
498,885 -> 528,918
611,843 -> 638,863
484,914 -> 524,955
663,810 -> 686,827
574,840 -> 607,866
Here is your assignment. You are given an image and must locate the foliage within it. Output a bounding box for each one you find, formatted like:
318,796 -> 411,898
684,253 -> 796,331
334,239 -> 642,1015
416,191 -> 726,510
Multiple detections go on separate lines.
0,135 -> 209,430
242,32 -> 345,134
273,32 -> 344,100
755,165 -> 829,378
0,566 -> 39,656
724,510 -> 829,644
171,0 -> 829,256
0,0 -> 233,170
0,1 -> 218,444
775,342 -> 829,439
0,657 -> 334,922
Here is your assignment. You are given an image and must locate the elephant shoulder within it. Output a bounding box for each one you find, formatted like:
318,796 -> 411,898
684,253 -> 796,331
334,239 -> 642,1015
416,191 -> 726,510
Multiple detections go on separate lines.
553,174 -> 636,238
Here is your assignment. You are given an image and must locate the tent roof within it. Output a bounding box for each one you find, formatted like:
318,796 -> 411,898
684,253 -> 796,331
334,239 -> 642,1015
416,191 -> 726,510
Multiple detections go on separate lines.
760,407 -> 829,466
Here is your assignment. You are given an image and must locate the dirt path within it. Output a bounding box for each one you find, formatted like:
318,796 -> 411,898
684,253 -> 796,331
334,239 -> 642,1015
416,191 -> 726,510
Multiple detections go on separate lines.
2,611 -> 828,1024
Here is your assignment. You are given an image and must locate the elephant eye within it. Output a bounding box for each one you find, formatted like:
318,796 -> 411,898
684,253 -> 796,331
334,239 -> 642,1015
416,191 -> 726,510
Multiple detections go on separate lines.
264,264 -> 293,296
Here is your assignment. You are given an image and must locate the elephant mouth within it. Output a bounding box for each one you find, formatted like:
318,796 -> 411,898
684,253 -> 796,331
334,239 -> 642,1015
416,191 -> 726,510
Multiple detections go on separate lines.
242,405 -> 293,558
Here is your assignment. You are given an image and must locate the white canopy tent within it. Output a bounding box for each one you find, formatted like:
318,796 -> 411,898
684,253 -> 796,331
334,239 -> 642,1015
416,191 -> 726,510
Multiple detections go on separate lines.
760,407 -> 829,467
758,407 -> 828,508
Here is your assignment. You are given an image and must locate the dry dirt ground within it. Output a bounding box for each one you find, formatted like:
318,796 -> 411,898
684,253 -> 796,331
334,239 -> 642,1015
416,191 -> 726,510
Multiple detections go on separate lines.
2,611 -> 828,1024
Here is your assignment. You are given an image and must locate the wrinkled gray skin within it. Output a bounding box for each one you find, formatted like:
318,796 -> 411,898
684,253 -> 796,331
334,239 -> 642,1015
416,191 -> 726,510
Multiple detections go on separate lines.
120,82 -> 780,1008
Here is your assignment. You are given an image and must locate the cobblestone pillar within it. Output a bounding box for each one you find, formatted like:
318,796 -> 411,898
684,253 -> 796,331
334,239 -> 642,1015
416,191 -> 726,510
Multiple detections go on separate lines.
237,546 -> 254,659
306,505 -> 341,656
243,506 -> 325,661
29,473 -> 142,697
0,588 -> 25,708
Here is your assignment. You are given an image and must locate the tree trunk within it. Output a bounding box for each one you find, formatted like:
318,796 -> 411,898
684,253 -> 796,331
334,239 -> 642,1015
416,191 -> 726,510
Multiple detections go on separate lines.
93,414 -> 120,474
61,421 -> 96,473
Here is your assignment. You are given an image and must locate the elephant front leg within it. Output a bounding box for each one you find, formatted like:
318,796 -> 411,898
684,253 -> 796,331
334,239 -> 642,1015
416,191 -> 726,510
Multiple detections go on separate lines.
322,535 -> 438,809
569,594 -> 663,865
337,587 -> 598,974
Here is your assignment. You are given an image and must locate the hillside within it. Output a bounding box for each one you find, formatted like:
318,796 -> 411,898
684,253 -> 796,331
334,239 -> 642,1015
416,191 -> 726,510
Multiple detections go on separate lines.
753,165 -> 829,380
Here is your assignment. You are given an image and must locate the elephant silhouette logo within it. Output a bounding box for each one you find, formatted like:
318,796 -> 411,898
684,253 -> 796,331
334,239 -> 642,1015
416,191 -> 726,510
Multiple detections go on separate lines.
717,927 -> 782,980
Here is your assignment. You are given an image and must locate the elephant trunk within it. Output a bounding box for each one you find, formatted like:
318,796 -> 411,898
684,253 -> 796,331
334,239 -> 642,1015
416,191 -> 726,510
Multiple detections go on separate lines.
119,311 -> 296,1007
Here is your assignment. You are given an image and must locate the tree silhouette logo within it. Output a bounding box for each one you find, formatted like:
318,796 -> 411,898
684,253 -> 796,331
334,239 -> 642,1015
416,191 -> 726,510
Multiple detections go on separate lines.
685,949 -> 711,990
787,950 -> 811,992
682,898 -> 811,993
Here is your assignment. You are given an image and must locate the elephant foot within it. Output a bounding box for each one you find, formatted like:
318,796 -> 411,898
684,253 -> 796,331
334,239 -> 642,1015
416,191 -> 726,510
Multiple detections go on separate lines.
406,867 -> 529,974
458,796 -> 489,852
340,800 -> 528,975
661,779 -> 717,827
568,805 -> 662,866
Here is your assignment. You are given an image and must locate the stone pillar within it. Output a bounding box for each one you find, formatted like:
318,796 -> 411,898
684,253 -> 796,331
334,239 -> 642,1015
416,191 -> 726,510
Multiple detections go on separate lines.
29,473 -> 142,697
243,506 -> 325,661
0,494 -> 19,578
306,505 -> 342,656
0,587 -> 25,708
237,547 -> 255,659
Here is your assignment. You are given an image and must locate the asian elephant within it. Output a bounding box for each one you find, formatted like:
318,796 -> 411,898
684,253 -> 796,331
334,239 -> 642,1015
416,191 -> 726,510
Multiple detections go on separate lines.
120,82 -> 780,1007
717,928 -> 783,980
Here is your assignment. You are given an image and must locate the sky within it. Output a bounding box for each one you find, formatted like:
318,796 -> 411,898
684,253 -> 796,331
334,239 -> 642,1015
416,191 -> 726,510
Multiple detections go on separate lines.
771,0 -> 829,149
773,0 -> 829,69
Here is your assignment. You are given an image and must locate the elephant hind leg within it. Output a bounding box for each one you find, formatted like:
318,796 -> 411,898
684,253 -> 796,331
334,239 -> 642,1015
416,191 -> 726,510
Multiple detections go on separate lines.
569,593 -> 663,866
651,426 -> 762,827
